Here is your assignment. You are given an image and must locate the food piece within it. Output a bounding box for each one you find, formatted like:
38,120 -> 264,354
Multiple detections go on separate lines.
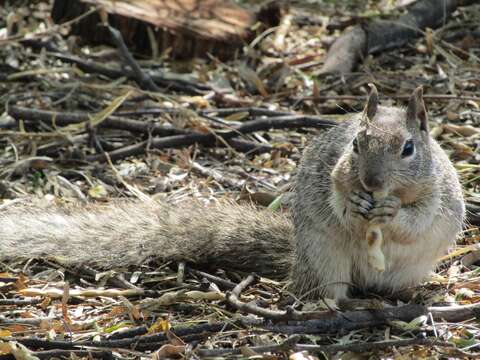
367,190 -> 387,272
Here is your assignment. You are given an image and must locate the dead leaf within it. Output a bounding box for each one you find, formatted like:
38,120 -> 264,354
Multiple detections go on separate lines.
6,324 -> 28,334
448,141 -> 474,159
443,123 -> 479,137
2,340 -> 40,360
166,329 -> 185,347
447,264 -> 461,282
425,27 -> 434,55
0,341 -> 11,355
461,249 -> 480,267
224,111 -> 249,122
14,274 -> 28,291
238,64 -> 269,97
238,191 -> 277,206
61,282 -> 71,325
0,329 -> 12,337
446,110 -> 460,121
119,296 -> 142,321
430,125 -> 443,139
455,287 -> 475,300
19,288 -> 143,298
290,351 -> 319,360
152,344 -> 186,359
181,96 -> 210,109
148,319 -> 170,334
240,346 -> 261,357
88,184 -> 108,199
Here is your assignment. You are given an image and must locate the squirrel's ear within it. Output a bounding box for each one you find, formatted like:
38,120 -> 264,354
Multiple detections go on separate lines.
406,86 -> 428,132
363,83 -> 379,122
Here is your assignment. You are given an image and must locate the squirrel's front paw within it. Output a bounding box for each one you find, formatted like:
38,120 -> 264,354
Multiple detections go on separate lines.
349,190 -> 374,219
367,195 -> 401,225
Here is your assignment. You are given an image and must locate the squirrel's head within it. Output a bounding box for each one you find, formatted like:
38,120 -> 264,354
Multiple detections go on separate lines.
352,84 -> 432,195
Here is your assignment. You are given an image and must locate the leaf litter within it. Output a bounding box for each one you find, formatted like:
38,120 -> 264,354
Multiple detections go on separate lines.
0,0 -> 479,359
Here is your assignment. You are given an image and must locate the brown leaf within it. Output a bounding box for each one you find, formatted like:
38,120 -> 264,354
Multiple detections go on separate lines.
446,110 -> 460,121
425,28 -> 434,55
448,141 -> 474,159
14,275 -> 28,291
238,191 -> 277,206
430,125 -> 444,139
61,282 -> 71,324
152,344 -> 186,359
238,64 -> 269,97
443,123 -> 479,137
461,249 -> 480,268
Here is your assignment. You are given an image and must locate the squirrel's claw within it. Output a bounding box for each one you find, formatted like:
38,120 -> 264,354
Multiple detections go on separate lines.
349,190 -> 374,219
367,195 -> 401,225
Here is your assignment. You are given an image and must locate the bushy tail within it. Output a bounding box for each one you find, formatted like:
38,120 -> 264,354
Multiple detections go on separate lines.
0,199 -> 293,279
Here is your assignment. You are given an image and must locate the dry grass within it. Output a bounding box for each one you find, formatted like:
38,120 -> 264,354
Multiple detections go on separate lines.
0,0 -> 479,358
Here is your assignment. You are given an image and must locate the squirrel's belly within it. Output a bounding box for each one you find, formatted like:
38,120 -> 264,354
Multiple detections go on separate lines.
353,225 -> 456,293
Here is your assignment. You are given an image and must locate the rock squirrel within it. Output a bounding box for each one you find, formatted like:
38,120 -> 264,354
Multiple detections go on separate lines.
0,86 -> 465,300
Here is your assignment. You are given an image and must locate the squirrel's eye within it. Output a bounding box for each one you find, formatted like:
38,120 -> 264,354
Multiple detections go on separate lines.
401,139 -> 415,158
352,138 -> 359,153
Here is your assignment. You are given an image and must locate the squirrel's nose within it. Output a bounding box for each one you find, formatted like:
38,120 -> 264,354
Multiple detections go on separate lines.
361,176 -> 384,192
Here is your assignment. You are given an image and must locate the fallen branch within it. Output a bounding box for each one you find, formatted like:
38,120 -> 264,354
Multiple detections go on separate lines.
189,269 -> 240,290
188,269 -> 274,299
0,298 -> 42,306
320,0 -> 478,74
139,290 -> 225,310
256,304 -> 427,334
21,349 -> 112,360
228,274 -> 480,333
6,298 -> 477,354
118,106 -> 297,118
191,161 -> 245,189
49,52 -> 210,94
196,337 -> 453,357
7,105 -> 272,156
18,37 -> 211,94
18,287 -> 144,298
53,261 -> 143,291
7,106 -> 181,136
108,25 -> 160,92
200,107 -> 299,117
107,326 -> 148,340
8,321 -> 235,351
295,94 -> 480,103
241,301 -> 480,335
0,316 -> 56,326
227,274 -> 334,322
87,115 -> 337,162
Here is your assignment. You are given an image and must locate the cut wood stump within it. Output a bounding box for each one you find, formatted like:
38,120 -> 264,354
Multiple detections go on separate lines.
52,0 -> 280,59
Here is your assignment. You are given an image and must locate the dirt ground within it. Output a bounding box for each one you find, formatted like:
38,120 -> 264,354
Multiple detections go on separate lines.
0,0 -> 479,359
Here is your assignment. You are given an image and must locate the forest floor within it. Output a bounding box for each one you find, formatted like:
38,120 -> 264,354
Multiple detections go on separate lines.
0,0 -> 479,359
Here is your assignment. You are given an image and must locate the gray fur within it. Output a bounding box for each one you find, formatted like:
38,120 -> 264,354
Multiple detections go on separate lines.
292,104 -> 464,299
0,95 -> 465,301
0,200 -> 293,279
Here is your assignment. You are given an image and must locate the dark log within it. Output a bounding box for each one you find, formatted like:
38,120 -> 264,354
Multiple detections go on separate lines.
6,106 -> 271,156
197,338 -> 453,357
320,0 -> 478,74
86,115 -> 337,162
